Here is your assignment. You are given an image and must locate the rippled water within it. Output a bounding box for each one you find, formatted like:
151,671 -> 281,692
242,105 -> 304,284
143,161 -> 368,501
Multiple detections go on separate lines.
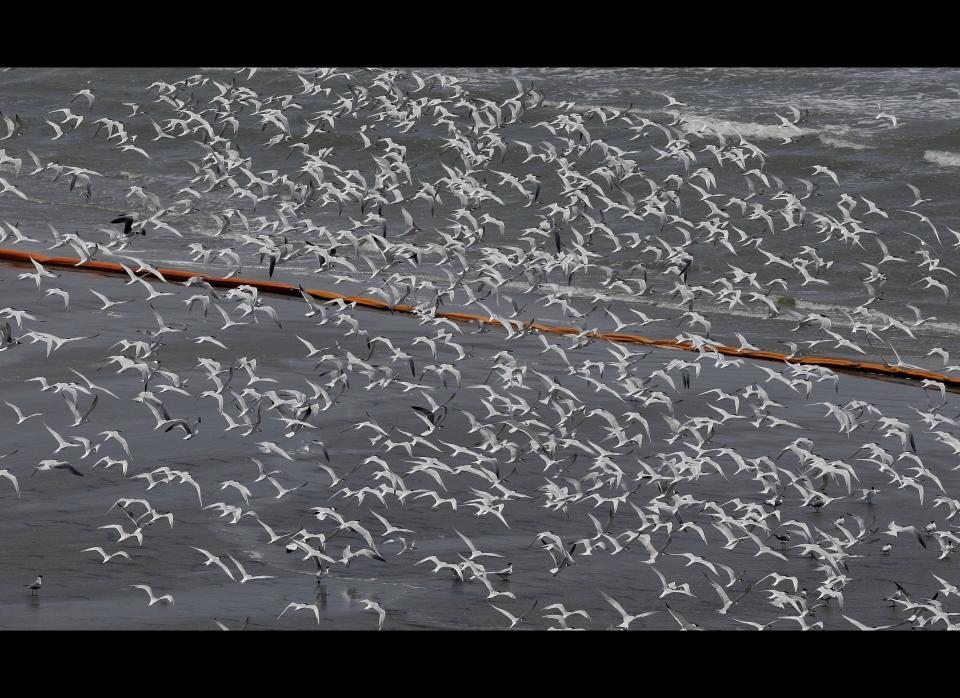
2,67 -> 960,631
3,67 -> 960,364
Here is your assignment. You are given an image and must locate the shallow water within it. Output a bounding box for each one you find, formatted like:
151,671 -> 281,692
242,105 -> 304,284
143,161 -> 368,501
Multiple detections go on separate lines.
0,67 -> 958,630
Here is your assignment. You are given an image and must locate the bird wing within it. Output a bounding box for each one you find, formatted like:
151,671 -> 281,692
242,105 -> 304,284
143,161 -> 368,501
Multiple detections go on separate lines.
81,394 -> 99,422
842,615 -> 874,631
226,553 -> 247,577
600,591 -> 629,622
0,469 -> 19,498
489,603 -> 518,625
650,566 -> 668,590
708,577 -> 732,605
519,599 -> 539,620
454,528 -> 478,554
302,605 -> 320,624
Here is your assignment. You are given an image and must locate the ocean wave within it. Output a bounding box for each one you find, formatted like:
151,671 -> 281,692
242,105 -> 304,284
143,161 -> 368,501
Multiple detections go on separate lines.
540,100 -> 868,153
679,113 -> 817,143
682,115 -> 870,154
924,150 -> 960,167
818,134 -> 872,150
490,279 -> 960,342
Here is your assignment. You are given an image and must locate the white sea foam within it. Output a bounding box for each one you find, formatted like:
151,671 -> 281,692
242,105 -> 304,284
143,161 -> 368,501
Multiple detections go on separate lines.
679,114 -> 817,143
683,115 -> 869,153
818,134 -> 872,150
541,99 -> 870,154
924,150 -> 960,167
491,278 -> 960,341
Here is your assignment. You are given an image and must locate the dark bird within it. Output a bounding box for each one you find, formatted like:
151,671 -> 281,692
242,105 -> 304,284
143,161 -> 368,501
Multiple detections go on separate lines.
111,213 -> 143,236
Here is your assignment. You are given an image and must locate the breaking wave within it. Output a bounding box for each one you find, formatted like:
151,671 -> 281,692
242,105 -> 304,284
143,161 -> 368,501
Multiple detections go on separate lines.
924,150 -> 960,167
